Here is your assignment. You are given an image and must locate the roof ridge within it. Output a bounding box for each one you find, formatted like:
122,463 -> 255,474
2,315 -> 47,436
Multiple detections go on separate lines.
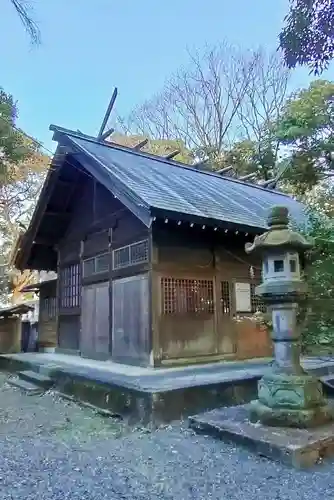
50,124 -> 292,199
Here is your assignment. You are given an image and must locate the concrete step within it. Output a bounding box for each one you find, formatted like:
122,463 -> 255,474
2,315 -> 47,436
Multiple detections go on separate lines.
18,370 -> 54,390
37,364 -> 62,377
7,377 -> 42,395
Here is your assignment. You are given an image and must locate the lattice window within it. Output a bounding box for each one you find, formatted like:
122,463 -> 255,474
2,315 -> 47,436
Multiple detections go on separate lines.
130,240 -> 149,264
113,246 -> 130,269
96,253 -> 109,273
83,258 -> 95,277
40,296 -> 57,320
250,283 -> 266,313
60,263 -> 81,308
83,253 -> 109,277
221,281 -> 231,314
113,240 -> 149,270
161,278 -> 214,315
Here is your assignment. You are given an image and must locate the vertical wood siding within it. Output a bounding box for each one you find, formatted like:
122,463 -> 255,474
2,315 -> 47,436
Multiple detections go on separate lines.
112,274 -> 150,365
152,224 -> 272,365
56,173 -> 148,357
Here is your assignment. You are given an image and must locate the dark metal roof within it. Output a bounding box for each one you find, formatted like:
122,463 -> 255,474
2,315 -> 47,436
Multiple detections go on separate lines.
20,278 -> 57,293
0,304 -> 34,318
55,127 -> 307,231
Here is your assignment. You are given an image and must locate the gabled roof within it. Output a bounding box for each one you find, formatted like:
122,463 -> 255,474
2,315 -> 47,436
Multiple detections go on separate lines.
52,126 -> 306,232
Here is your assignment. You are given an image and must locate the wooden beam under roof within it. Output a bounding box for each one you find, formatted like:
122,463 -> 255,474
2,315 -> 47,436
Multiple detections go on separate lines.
33,236 -> 57,246
193,159 -> 210,169
239,172 -> 257,181
100,127 -> 115,141
134,138 -> 148,150
217,165 -> 233,174
164,150 -> 180,160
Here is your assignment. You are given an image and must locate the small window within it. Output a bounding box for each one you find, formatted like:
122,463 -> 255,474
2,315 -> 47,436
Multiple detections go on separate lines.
113,246 -> 130,269
113,240 -> 149,270
60,263 -> 81,308
250,284 -> 266,313
274,260 -> 284,272
96,253 -> 109,273
130,240 -> 149,264
83,253 -> 109,277
264,260 -> 269,274
161,278 -> 214,315
289,259 -> 297,273
40,296 -> 57,320
221,281 -> 230,314
83,258 -> 95,277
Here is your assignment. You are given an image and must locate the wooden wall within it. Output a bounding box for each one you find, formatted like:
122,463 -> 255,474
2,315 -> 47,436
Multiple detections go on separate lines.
56,173 -> 149,357
0,317 -> 21,353
152,224 -> 272,366
38,280 -> 57,349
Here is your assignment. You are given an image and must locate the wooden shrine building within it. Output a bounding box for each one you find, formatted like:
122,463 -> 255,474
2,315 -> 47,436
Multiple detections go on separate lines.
14,125 -> 306,367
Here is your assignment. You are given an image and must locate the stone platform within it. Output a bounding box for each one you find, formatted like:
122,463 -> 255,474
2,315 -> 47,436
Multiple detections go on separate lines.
0,353 -> 265,426
189,403 -> 334,468
2,353 -> 334,427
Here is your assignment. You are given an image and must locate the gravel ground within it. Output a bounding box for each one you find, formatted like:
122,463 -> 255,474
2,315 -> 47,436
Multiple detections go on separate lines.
0,373 -> 334,499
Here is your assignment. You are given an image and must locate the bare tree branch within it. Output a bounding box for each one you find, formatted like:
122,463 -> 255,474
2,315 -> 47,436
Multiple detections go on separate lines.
236,49 -> 289,148
10,0 -> 41,44
116,44 -> 289,170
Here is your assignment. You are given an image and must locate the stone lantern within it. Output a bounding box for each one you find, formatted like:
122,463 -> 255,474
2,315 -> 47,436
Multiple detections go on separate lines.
245,206 -> 333,428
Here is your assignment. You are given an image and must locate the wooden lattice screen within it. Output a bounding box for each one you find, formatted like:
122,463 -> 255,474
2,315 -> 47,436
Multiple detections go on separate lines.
161,278 -> 214,315
60,263 -> 81,308
221,281 -> 231,314
40,297 -> 57,320
83,253 -> 110,277
250,283 -> 266,312
113,240 -> 149,270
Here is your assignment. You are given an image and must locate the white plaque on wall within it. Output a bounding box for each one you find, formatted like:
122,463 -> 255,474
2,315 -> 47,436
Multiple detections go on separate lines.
235,282 -> 251,312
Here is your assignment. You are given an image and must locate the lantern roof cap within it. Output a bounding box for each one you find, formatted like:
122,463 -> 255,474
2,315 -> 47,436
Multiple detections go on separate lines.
245,206 -> 313,255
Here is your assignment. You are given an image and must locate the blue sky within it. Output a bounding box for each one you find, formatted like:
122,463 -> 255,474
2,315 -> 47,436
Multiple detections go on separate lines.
1,0 -> 333,153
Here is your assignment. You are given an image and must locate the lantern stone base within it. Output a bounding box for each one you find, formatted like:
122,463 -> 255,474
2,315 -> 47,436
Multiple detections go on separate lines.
189,403 -> 334,468
250,400 -> 334,428
251,373 -> 334,428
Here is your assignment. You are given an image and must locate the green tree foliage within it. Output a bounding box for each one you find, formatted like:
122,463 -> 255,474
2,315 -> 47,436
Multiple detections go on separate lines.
0,89 -> 29,179
217,80 -> 334,194
300,198 -> 334,351
109,133 -> 193,164
275,80 -> 334,194
279,0 -> 334,74
219,139 -> 277,180
0,88 -> 49,304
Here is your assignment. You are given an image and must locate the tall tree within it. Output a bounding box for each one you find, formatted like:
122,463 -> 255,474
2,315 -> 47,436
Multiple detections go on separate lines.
298,184 -> 334,351
279,0 -> 334,74
274,79 -> 334,194
117,45 -> 289,174
233,50 -> 289,179
9,0 -> 40,44
0,89 -> 29,179
0,88 -> 49,303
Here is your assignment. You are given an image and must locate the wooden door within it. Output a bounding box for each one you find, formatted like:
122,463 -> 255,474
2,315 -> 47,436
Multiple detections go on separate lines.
81,282 -> 110,359
94,282 -> 110,356
112,274 -> 149,364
